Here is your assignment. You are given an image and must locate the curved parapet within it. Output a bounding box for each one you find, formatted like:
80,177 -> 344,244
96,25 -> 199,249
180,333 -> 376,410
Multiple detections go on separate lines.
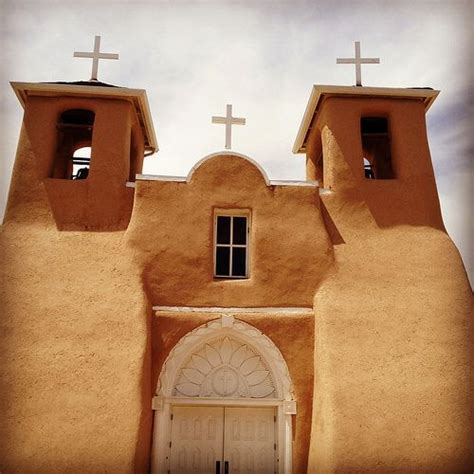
186,151 -> 270,186
128,152 -> 333,308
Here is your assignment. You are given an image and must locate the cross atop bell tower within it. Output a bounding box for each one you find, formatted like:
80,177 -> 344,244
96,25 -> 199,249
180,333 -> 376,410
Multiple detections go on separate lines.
336,41 -> 380,86
73,35 -> 119,81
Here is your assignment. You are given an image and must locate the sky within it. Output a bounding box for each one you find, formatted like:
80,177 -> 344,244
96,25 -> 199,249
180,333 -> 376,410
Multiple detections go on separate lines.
0,0 -> 472,282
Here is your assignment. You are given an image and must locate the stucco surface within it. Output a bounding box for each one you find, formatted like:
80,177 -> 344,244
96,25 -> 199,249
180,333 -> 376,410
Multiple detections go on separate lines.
152,312 -> 314,474
128,154 -> 334,307
309,226 -> 473,472
304,94 -> 472,472
1,86 -> 472,473
0,221 -> 151,472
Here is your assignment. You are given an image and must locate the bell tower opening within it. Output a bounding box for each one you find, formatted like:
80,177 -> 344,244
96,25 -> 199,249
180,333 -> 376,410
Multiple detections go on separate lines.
129,130 -> 140,182
305,127 -> 324,185
360,116 -> 394,179
72,146 -> 91,180
52,109 -> 95,180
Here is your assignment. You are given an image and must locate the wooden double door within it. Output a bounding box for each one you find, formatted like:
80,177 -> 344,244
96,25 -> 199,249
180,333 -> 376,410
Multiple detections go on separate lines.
170,406 -> 276,474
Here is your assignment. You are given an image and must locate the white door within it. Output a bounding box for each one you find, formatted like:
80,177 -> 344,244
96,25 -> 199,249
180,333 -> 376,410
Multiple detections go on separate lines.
224,407 -> 275,474
170,406 -> 224,474
169,406 -> 276,474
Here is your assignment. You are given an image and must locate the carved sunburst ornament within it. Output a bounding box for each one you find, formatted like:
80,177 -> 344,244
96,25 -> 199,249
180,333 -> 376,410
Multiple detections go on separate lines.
173,337 -> 276,398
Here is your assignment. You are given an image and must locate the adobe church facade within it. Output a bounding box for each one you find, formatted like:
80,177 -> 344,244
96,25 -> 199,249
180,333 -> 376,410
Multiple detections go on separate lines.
0,77 -> 472,473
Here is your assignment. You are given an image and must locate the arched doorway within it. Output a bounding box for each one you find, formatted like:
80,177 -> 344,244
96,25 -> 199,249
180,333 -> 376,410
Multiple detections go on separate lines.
151,315 -> 295,473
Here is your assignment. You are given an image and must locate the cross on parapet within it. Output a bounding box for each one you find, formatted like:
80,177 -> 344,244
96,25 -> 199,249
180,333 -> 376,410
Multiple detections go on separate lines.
336,41 -> 380,86
212,104 -> 246,150
73,35 -> 119,81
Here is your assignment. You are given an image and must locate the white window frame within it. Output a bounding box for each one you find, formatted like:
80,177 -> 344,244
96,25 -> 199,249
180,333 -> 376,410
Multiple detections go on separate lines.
214,209 -> 250,279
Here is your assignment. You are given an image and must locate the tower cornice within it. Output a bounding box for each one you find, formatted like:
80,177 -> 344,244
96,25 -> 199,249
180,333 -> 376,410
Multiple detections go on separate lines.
293,85 -> 439,154
10,81 -> 158,154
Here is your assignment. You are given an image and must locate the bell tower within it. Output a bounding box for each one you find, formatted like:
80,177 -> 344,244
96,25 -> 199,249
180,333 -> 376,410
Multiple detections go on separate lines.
293,85 -> 444,230
6,80 -> 157,231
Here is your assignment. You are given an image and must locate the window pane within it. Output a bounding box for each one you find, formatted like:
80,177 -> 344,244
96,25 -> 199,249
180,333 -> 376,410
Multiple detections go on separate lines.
232,247 -> 247,277
216,216 -> 231,244
233,217 -> 247,245
216,247 -> 230,276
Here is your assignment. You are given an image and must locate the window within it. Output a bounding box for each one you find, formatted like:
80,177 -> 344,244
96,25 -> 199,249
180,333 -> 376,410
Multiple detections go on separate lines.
52,109 -> 95,179
214,212 -> 249,278
361,117 -> 394,179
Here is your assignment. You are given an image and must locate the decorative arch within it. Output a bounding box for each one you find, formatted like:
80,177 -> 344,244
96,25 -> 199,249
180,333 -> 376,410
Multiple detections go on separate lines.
156,314 -> 293,401
151,315 -> 295,474
186,151 -> 271,186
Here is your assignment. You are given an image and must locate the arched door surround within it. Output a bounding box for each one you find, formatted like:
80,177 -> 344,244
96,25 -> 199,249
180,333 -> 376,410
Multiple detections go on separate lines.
151,315 -> 296,474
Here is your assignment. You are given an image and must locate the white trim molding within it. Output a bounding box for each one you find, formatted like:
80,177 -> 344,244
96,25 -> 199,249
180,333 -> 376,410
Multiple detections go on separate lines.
10,81 -> 158,153
153,305 -> 314,315
135,151 -> 319,188
135,174 -> 186,182
292,84 -> 440,154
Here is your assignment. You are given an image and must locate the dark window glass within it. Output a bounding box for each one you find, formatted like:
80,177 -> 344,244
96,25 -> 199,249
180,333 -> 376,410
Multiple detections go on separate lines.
216,247 -> 230,276
233,217 -> 247,245
216,216 -> 231,244
232,247 -> 247,277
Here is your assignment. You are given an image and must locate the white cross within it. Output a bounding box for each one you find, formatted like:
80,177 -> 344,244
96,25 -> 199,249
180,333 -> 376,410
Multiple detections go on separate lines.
73,35 -> 119,81
212,104 -> 246,150
336,41 -> 380,86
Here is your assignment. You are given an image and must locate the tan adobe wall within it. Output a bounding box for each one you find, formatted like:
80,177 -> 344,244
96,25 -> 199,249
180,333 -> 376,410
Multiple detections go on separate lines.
0,152 -> 333,472
303,98 -> 473,470
309,225 -> 473,472
128,154 -> 335,307
2,102 -> 149,469
1,94 -> 472,472
0,222 -> 151,472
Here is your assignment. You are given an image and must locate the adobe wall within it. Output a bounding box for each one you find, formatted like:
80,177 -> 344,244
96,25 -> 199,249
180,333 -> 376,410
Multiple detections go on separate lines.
2,94 -> 471,473
304,96 -> 473,470
127,154 -> 334,307
0,219 -> 152,472
309,225 -> 473,472
0,121 -> 151,471
152,311 -> 314,474
1,150 -> 332,472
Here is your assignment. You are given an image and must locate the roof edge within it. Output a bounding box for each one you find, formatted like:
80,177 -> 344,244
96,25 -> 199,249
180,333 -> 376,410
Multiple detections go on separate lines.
292,84 -> 440,154
10,81 -> 158,153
